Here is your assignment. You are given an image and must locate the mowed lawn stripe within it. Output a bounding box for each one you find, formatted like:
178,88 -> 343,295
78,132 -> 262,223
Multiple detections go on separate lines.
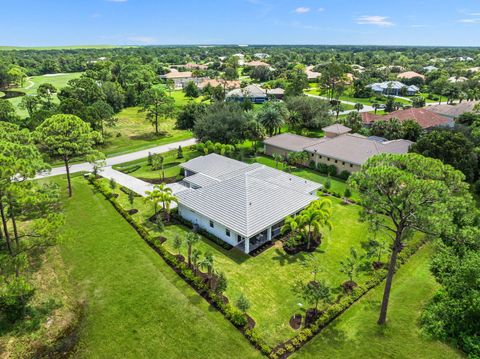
60,177 -> 260,359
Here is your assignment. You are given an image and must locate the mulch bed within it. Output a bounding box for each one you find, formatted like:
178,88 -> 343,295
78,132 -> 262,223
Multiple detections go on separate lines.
283,236 -> 321,255
341,280 -> 358,293
139,176 -> 179,184
246,314 -> 256,330
304,308 -> 322,328
155,236 -> 167,245
289,314 -> 302,330
249,241 -> 275,257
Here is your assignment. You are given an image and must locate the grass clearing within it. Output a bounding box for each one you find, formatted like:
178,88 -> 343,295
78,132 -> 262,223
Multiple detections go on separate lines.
291,244 -> 463,359
99,106 -> 192,156
55,176 -> 260,358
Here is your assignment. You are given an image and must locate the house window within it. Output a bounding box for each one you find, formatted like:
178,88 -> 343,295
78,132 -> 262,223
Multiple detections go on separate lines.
311,153 -> 314,157
342,161 -> 345,165
327,157 -> 330,161
209,220 -> 214,228
237,234 -> 242,243
350,164 -> 353,168
318,155 -> 322,159
335,160 -> 338,164
226,228 -> 231,237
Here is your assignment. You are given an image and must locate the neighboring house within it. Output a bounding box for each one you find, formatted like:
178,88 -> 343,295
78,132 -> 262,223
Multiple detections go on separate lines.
397,71 -> 426,81
367,81 -> 419,96
305,65 -> 321,81
264,124 -> 411,173
362,108 -> 454,129
177,154 -> 321,253
351,64 -> 365,73
160,70 -> 205,89
233,53 -> 245,66
254,53 -> 270,59
427,101 -> 480,120
225,84 -> 269,103
448,76 -> 468,83
266,87 -> 285,100
245,60 -> 271,68
423,65 -> 438,72
197,78 -> 241,90
184,63 -> 209,70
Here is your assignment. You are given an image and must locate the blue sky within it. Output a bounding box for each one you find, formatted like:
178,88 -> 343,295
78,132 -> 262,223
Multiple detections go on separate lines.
1,0 -> 480,47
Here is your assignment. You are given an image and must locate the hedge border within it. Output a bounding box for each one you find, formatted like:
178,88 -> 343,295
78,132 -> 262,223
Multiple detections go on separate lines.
88,177 -> 272,355
88,176 -> 427,358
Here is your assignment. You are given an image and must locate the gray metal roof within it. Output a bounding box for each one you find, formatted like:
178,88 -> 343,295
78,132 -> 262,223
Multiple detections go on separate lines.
178,170 -> 318,237
180,153 -> 249,177
183,173 -> 220,188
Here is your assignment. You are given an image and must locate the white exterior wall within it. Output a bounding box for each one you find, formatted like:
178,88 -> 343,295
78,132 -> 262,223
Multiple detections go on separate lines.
178,204 -> 242,247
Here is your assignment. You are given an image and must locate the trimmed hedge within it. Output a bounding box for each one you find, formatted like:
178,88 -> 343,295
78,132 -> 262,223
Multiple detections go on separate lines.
88,177 -> 271,355
171,211 -> 233,250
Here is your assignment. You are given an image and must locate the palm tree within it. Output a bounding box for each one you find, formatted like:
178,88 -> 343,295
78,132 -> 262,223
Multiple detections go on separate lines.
372,102 -> 380,114
144,187 -> 162,214
272,153 -> 283,169
191,248 -> 201,275
200,252 -> 214,288
185,232 -> 200,267
354,103 -> 364,112
281,215 -> 299,239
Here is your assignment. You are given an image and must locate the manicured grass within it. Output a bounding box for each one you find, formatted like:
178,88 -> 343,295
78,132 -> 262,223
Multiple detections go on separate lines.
100,106 -> 192,156
420,92 -> 448,103
112,146 -> 200,180
108,176 -> 416,346
291,244 -> 463,359
8,72 -> 83,117
56,176 -> 261,358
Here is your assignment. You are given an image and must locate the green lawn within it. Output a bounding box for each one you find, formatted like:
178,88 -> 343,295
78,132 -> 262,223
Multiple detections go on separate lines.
56,176 -> 260,358
419,92 -> 448,103
8,72 -> 83,117
106,175 -> 415,346
100,106 -> 192,157
292,244 -> 464,359
113,146 -> 200,180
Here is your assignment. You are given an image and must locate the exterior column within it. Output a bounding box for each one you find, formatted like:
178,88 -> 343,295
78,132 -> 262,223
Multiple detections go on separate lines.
267,227 -> 272,241
244,238 -> 250,254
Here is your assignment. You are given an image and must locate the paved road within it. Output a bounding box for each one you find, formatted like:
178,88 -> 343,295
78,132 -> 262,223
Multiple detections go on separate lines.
35,138 -> 197,179
305,93 -> 374,115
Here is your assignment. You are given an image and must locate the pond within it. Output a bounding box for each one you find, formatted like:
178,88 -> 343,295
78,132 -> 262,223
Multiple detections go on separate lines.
0,90 -> 25,99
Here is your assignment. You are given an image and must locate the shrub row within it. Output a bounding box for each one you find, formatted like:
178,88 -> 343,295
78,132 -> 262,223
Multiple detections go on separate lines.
117,164 -> 141,174
171,211 -> 234,250
269,236 -> 429,359
120,186 -> 141,197
88,177 -> 270,355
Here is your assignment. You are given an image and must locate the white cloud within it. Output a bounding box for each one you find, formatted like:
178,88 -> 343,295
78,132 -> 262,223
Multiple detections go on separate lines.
411,24 -> 427,28
294,7 -> 310,14
317,8 -> 325,12
357,15 -> 394,26
459,18 -> 479,23
126,36 -> 157,45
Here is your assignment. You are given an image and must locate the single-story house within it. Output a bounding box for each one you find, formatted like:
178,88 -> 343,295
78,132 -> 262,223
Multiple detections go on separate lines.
264,124 -> 412,173
361,108 -> 454,129
254,53 -> 270,59
426,101 -> 480,120
226,84 -> 282,103
177,154 -> 321,253
197,78 -> 241,90
423,65 -> 438,72
305,65 -> 321,81
184,63 -> 209,70
367,81 -> 419,96
160,70 -> 205,89
245,60 -> 271,68
448,76 -> 468,83
397,71 -> 426,81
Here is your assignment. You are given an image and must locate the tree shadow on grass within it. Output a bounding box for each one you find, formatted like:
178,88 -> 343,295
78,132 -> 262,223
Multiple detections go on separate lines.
270,248 -> 310,266
0,299 -> 62,337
